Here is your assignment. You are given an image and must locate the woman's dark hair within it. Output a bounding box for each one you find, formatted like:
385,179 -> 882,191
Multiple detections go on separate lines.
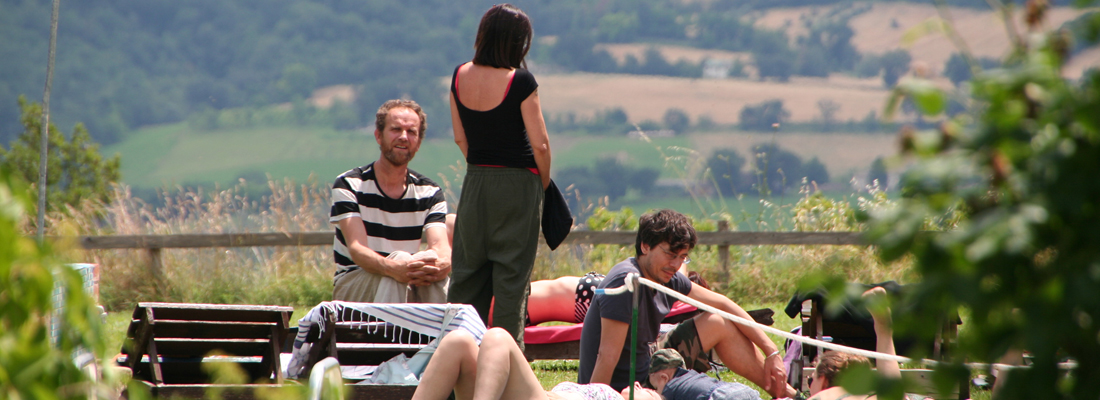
473,4 -> 532,69
635,209 -> 697,257
687,271 -> 709,290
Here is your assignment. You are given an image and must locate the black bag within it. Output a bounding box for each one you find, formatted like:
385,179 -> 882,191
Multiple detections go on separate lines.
541,179 -> 573,251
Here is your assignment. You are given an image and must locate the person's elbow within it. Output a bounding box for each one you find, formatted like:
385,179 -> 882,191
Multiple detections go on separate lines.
532,141 -> 550,157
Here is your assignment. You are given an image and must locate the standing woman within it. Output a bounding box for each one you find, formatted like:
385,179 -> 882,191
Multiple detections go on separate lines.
447,4 -> 552,348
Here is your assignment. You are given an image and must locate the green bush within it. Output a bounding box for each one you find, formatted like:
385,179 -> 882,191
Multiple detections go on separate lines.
0,170 -> 121,399
865,3 -> 1100,398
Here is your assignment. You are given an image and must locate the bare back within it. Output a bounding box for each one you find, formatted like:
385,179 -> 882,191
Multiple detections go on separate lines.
527,276 -> 580,325
455,62 -> 516,111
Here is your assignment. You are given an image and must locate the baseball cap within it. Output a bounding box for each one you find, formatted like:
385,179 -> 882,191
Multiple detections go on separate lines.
650,348 -> 685,372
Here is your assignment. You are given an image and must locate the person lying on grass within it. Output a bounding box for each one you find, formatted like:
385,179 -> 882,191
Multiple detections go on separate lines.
411,327 -> 663,400
646,348 -> 764,400
807,287 -> 920,400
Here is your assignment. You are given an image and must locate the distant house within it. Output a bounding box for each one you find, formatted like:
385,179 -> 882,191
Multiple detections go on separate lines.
702,59 -> 735,79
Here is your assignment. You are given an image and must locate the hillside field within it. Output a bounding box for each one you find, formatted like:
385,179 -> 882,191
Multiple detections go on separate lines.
107,123 -> 898,199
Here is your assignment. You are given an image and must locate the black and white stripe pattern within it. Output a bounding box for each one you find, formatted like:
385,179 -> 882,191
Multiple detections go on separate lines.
330,163 -> 447,277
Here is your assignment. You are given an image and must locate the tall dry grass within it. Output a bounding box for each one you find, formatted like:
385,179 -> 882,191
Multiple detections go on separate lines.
44,178 -> 334,312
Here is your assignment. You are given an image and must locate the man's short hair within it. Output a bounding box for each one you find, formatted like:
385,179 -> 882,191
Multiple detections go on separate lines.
814,351 -> 872,388
635,209 -> 697,257
375,99 -> 427,139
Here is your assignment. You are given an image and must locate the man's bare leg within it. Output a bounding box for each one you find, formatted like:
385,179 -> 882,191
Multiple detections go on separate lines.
411,331 -> 479,400
693,313 -> 797,397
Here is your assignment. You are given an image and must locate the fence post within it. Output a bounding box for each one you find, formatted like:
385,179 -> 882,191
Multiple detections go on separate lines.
718,221 -> 730,281
148,248 -> 163,281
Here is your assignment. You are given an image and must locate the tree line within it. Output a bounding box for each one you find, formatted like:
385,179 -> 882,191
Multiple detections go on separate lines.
8,0 -> 1068,147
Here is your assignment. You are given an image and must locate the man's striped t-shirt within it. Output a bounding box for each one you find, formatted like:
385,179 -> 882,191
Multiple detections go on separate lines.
330,163 -> 447,278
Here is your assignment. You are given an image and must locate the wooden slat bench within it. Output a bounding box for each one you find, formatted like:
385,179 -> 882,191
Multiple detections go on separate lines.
119,302 -> 294,398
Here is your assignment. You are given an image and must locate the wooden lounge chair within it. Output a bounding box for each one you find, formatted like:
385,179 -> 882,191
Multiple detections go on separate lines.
118,302 -> 294,397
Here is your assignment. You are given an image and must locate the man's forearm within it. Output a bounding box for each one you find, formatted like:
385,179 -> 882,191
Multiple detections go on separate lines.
721,299 -> 778,354
349,246 -> 399,280
589,354 -> 618,385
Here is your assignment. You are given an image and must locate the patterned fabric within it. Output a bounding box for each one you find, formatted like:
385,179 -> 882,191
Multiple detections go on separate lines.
550,381 -> 622,400
330,163 -> 447,279
574,271 -> 606,323
657,319 -> 713,374
285,302 -> 486,379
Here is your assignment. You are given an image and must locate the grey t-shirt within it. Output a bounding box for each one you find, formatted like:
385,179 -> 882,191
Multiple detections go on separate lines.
577,258 -> 692,391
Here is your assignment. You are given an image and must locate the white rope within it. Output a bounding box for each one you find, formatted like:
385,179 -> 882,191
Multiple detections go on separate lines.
608,274 -> 916,364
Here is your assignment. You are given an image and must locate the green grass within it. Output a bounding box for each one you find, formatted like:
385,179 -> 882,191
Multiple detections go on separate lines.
553,136 -> 694,179
106,123 -> 467,188
106,123 -> 694,189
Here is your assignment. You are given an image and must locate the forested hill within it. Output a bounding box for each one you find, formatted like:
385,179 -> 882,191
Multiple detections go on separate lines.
0,0 -> 1069,145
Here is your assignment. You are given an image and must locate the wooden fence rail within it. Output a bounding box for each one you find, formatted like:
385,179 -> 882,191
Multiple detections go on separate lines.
70,230 -> 865,279
75,231 -> 864,249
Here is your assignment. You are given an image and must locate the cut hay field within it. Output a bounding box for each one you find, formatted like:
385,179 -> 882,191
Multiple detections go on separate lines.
753,2 -> 1097,77
536,73 -> 893,126
541,3 -> 1096,127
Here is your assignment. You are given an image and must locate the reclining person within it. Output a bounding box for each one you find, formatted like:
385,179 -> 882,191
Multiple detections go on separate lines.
807,287 -> 907,400
647,348 -> 764,400
489,272 -> 606,326
411,327 -> 664,400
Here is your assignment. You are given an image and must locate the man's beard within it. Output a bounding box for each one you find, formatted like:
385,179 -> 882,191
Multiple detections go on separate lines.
381,144 -> 414,166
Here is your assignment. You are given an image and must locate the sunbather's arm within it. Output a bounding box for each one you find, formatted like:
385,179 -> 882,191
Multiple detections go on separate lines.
590,317 -> 629,386
863,287 -> 901,379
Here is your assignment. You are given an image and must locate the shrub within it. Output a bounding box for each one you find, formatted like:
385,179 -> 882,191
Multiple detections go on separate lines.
739,100 -> 790,131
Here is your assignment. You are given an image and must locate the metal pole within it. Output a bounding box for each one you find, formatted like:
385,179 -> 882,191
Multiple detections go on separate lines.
36,0 -> 61,240
629,273 -> 639,400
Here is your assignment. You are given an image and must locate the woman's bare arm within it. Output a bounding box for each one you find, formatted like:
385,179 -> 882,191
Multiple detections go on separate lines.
863,287 -> 901,378
521,90 -> 551,190
450,92 -> 468,159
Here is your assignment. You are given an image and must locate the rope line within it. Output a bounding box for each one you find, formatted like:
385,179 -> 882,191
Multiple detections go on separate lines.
600,274 -> 915,364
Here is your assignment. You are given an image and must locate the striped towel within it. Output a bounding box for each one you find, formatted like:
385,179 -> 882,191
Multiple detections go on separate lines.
286,301 -> 486,379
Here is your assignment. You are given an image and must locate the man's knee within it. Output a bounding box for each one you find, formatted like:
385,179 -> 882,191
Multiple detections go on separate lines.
694,313 -> 735,337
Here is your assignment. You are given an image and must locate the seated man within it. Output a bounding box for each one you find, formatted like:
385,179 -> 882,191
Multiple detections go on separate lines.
330,99 -> 450,303
648,348 -> 763,400
578,209 -> 796,398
